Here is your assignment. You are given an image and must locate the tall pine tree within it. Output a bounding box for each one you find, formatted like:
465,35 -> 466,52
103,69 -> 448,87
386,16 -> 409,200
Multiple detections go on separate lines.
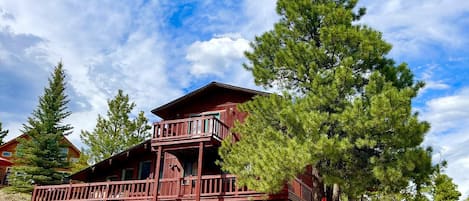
219,0 -> 434,200
431,163 -> 461,201
9,62 -> 72,192
80,89 -> 151,164
0,119 -> 8,145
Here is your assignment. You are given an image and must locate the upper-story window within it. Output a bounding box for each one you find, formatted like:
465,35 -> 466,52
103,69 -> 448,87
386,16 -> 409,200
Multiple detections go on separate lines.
60,147 -> 69,155
2,151 -> 12,157
188,112 -> 221,135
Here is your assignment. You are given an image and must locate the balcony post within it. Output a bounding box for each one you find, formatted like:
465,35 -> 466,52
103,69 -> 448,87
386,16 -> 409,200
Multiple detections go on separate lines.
31,185 -> 37,201
152,146 -> 163,201
195,141 -> 204,201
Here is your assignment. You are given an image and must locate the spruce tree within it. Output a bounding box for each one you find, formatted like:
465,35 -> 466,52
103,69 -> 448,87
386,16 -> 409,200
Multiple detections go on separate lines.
219,0 -> 433,199
0,120 -> 8,145
80,89 -> 151,164
9,62 -> 72,192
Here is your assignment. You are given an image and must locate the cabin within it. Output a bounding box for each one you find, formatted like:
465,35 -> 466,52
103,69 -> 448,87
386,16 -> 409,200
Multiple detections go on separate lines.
31,82 -> 315,201
0,134 -> 81,185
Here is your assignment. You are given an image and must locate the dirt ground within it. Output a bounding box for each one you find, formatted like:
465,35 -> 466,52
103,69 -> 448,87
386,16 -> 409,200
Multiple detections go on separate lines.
0,188 -> 31,201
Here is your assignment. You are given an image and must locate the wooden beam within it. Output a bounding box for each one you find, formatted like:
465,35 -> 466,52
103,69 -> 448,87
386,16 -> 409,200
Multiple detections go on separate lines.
195,141 -> 204,201
152,146 -> 163,201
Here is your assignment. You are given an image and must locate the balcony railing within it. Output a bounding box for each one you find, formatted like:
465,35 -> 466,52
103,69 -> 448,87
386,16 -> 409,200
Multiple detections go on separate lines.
32,179 -> 155,201
31,175 -> 312,201
159,174 -> 258,199
31,175 -> 263,201
153,116 -> 230,142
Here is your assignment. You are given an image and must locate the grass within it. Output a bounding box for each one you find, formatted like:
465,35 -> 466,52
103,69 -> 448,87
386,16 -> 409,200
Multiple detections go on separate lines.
0,188 -> 31,201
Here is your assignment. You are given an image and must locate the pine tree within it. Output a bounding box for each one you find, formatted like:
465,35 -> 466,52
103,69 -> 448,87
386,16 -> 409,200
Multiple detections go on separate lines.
431,164 -> 461,201
219,0 -> 433,200
0,120 -> 8,145
9,62 -> 72,192
80,89 -> 151,164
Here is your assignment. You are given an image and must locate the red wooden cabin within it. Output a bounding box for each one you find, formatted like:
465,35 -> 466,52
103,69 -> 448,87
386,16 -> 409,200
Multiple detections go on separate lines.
31,82 -> 315,201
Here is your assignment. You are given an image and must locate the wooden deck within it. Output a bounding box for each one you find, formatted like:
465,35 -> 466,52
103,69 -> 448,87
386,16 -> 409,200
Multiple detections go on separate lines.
152,116 -> 230,146
31,175 -> 312,201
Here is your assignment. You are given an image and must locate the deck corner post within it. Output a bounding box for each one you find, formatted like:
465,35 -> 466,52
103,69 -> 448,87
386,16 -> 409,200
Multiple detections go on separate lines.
195,141 -> 204,201
152,146 -> 163,201
31,184 -> 37,201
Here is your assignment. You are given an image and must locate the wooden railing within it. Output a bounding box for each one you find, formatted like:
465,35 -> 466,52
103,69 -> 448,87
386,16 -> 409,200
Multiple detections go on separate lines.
32,179 -> 155,201
31,176 -> 313,201
153,116 -> 230,141
289,178 -> 313,201
159,174 -> 258,199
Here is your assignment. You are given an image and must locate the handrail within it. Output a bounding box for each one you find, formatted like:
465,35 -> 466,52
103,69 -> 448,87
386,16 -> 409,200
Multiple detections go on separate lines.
153,116 -> 230,141
32,179 -> 155,201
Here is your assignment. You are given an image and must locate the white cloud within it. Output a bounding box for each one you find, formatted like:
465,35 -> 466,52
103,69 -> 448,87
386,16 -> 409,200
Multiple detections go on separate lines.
359,0 -> 469,59
422,88 -> 469,197
241,0 -> 278,38
0,1 -> 183,147
186,34 -> 250,77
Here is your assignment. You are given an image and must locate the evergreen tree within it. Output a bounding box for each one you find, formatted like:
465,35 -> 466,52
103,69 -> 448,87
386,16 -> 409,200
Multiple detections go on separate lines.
70,149 -> 90,173
0,119 -> 8,145
219,0 -> 433,200
80,89 -> 151,164
9,62 -> 72,192
431,164 -> 461,201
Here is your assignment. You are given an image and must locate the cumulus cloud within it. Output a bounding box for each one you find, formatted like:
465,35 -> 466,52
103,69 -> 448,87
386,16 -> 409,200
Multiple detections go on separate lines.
422,88 -> 469,197
186,34 -> 250,77
0,1 -> 183,148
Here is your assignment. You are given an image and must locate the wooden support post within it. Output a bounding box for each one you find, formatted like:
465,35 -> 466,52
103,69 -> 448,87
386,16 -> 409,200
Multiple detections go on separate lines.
31,185 -> 37,201
152,146 -> 163,201
195,142 -> 204,201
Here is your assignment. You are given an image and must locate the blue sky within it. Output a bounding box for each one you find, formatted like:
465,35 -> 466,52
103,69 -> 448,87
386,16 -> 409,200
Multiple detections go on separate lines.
0,0 -> 468,197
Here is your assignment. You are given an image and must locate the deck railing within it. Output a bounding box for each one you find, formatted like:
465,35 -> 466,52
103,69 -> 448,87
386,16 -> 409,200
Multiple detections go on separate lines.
153,116 -> 230,141
289,178 -> 313,201
31,179 -> 155,201
159,174 -> 258,199
31,175 -> 311,201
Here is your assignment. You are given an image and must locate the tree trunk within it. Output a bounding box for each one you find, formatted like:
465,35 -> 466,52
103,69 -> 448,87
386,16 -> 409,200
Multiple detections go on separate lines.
311,167 -> 324,201
332,184 -> 340,201
325,184 -> 340,201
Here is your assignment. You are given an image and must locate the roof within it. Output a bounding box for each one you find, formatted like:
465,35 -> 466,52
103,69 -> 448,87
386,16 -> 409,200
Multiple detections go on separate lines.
151,82 -> 269,118
71,139 -> 151,180
0,133 -> 81,155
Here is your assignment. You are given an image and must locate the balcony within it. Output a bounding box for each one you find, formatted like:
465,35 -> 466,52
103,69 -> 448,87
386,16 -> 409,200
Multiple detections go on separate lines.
152,116 -> 230,146
158,174 -> 264,200
32,175 -> 265,201
31,175 -> 312,201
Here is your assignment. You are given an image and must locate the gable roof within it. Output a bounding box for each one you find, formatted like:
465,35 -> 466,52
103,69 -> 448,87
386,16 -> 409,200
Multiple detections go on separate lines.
0,133 -> 81,155
151,82 -> 268,118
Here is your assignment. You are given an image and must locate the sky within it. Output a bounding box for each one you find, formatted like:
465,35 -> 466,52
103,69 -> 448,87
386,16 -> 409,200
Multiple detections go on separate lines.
0,0 -> 468,197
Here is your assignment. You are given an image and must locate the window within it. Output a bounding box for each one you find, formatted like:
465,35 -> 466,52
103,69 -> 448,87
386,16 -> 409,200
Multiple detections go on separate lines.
70,158 -> 79,163
183,159 -> 197,177
106,175 -> 119,181
122,168 -> 134,181
188,112 -> 221,135
60,147 -> 69,155
138,161 -> 152,179
2,151 -> 12,157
